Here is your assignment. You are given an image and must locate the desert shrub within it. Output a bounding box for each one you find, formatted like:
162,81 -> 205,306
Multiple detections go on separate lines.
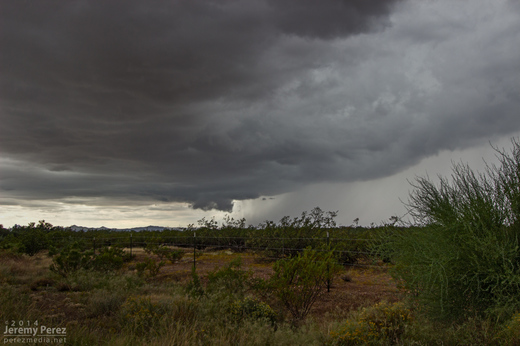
185,267 -> 205,298
229,297 -> 277,326
86,289 -> 126,317
164,249 -> 184,264
206,257 -> 251,296
143,239 -> 162,255
18,228 -> 47,256
380,138 -> 520,322
4,220 -> 60,256
92,246 -> 126,272
135,262 -> 147,277
50,242 -> 94,277
266,247 -> 341,323
119,294 -> 198,337
0,224 -> 8,239
330,301 -> 412,345
51,243 -> 130,277
499,312 -> 520,344
136,258 -> 165,278
120,296 -> 169,335
403,315 -> 498,345
60,270 -> 144,292
145,241 -> 184,263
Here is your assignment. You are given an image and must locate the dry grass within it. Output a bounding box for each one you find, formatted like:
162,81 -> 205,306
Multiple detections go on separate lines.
3,248 -> 516,345
0,250 -> 53,285
0,248 -> 407,346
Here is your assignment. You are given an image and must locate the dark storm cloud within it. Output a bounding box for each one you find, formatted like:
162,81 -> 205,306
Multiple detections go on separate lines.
2,0 -> 520,212
0,0 -> 402,210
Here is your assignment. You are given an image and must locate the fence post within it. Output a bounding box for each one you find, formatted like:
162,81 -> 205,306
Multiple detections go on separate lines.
193,232 -> 196,271
93,237 -> 96,255
130,233 -> 133,257
327,231 -> 330,293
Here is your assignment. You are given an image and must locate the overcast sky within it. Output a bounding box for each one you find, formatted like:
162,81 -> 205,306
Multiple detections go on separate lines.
1,0 -> 520,228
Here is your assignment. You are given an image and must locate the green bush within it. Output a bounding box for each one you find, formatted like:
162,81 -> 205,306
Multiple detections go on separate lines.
145,242 -> 184,263
51,243 -> 129,277
92,246 -> 125,272
229,297 -> 277,326
0,224 -> 8,240
266,247 -> 341,323
50,242 -> 94,277
381,138 -> 520,321
330,301 -> 412,345
120,296 -> 169,335
206,257 -> 251,296
185,267 -> 205,298
164,249 -> 184,264
5,220 -> 57,256
136,258 -> 165,278
18,228 -> 47,256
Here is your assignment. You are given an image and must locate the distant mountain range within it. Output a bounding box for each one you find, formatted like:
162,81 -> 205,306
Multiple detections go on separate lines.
68,225 -> 186,232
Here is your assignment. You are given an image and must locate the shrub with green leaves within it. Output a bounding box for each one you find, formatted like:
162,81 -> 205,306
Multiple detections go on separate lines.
499,312 -> 520,342
92,246 -> 126,272
206,257 -> 251,296
266,247 -> 341,323
50,242 -> 94,277
4,220 -> 57,256
381,138 -> 520,321
155,246 -> 183,264
145,242 -> 184,264
246,207 -> 338,258
18,228 -> 47,256
120,296 -> 169,335
185,267 -> 205,298
330,301 -> 412,345
51,243 -> 129,277
230,297 -> 277,325
136,258 -> 165,278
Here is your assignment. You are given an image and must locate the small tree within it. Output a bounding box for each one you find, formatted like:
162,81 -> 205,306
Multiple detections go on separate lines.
267,247 -> 341,323
50,242 -> 93,277
17,221 -> 52,256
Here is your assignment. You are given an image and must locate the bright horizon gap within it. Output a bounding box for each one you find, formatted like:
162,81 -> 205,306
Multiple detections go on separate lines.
2,135 -> 517,229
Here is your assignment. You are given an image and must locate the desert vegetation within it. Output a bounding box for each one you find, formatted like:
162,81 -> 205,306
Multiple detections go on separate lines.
2,139 -> 520,345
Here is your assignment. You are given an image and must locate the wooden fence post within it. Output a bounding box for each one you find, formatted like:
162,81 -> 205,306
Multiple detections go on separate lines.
327,232 -> 331,292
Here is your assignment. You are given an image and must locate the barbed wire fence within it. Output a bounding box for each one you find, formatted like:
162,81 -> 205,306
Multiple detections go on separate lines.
42,231 -> 388,271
